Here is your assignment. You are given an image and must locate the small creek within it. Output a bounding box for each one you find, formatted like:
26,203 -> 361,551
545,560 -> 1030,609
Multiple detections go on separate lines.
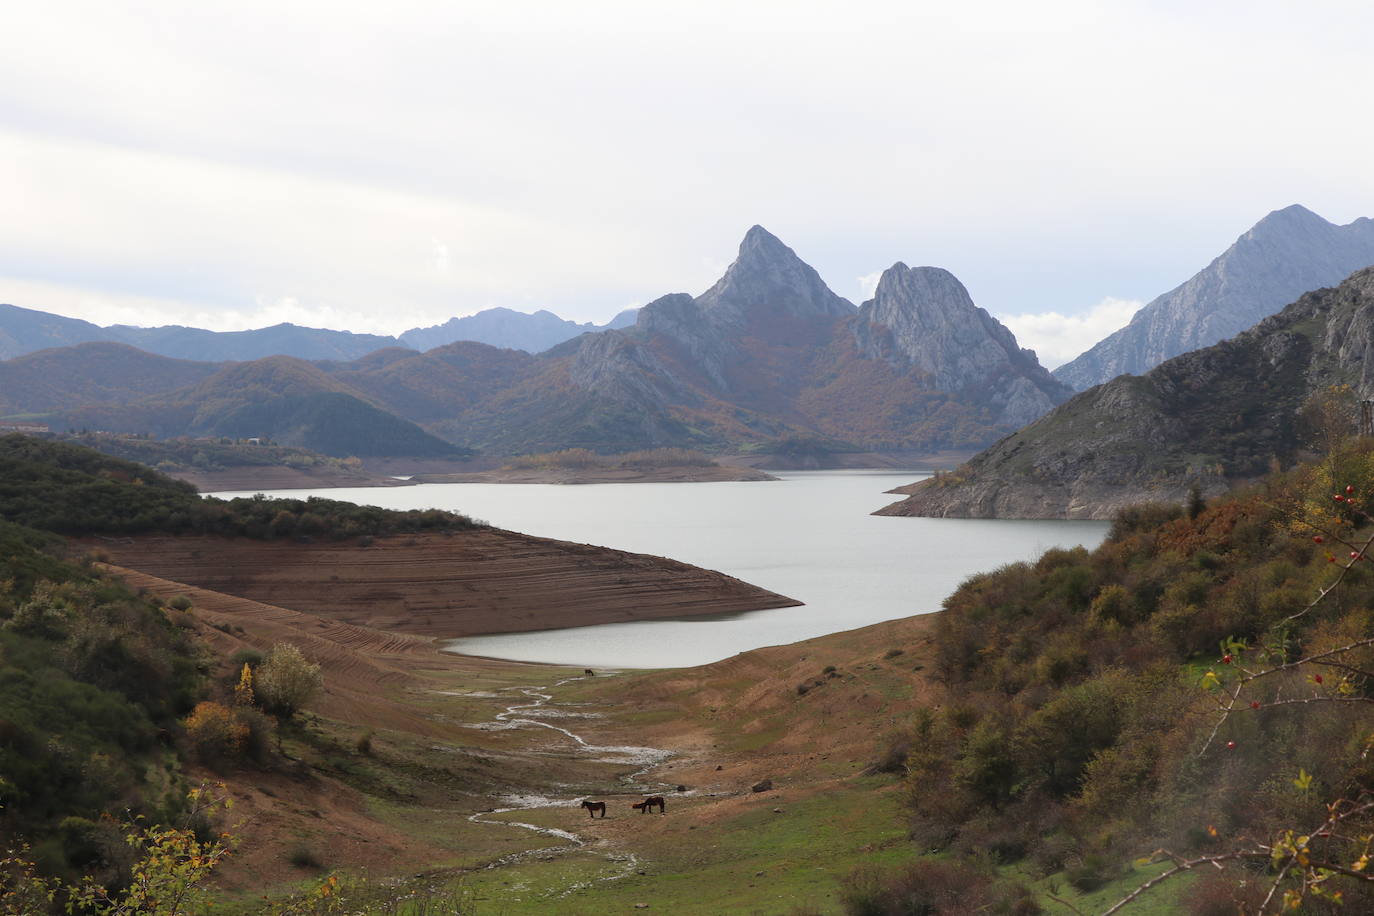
460,675 -> 688,896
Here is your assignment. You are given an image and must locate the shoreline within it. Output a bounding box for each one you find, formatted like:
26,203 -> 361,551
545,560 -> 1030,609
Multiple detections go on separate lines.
412,465 -> 778,484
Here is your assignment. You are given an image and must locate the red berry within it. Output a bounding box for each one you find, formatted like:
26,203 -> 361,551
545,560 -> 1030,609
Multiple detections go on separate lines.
1314,674 -> 1324,684
1226,741 -> 1236,749
1222,654 -> 1233,664
1329,556 -> 1338,563
1352,552 -> 1360,559
1250,701 -> 1261,709
1335,494 -> 1346,501
1347,485 -> 1355,494
1314,535 -> 1324,543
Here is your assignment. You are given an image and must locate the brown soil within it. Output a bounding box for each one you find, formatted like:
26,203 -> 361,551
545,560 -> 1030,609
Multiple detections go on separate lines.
107,565 -> 468,736
585,613 -> 942,790
95,552 -> 938,902
412,465 -> 776,484
93,529 -> 800,638
173,466 -> 417,492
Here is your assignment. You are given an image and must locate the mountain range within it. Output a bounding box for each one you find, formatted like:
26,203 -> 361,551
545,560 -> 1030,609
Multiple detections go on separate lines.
1053,204 -> 1374,390
0,302 -> 638,363
880,266 -> 1374,519
0,227 -> 1070,458
8,208 -> 1373,464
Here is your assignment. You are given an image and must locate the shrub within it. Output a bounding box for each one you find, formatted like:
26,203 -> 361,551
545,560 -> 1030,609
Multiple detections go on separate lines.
288,845 -> 324,869
183,701 -> 249,763
255,644 -> 323,720
864,733 -> 912,775
839,859 -> 1040,916
167,594 -> 193,612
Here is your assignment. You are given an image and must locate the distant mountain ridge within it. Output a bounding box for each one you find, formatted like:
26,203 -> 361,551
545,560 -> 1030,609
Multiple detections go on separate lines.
879,266 -> 1374,520
399,306 -> 636,353
1054,205 -> 1374,390
0,302 -> 637,362
1,226 -> 1069,458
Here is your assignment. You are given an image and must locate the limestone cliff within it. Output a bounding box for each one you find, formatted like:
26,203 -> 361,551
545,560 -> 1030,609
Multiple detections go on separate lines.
851,263 -> 1071,428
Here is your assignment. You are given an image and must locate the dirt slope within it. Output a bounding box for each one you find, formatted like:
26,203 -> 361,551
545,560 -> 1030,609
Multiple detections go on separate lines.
94,528 -> 800,638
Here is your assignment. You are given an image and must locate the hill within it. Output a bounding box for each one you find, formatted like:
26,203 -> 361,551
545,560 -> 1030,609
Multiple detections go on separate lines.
1054,204 -> 1374,391
880,266 -> 1374,519
46,355 -> 467,458
0,342 -> 218,414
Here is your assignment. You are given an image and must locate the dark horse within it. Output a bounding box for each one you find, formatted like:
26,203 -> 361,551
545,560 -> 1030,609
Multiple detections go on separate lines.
580,800 -> 607,818
632,796 -> 666,814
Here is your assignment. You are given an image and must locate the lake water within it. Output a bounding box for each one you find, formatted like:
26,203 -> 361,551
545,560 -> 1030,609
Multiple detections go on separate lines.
213,471 -> 1109,668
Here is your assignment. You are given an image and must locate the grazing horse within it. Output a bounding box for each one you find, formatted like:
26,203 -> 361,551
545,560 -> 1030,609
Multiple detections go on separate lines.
580,800 -> 607,818
632,795 -> 666,814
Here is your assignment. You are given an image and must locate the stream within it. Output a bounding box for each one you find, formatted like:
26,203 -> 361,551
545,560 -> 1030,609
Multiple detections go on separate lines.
459,675 -> 682,895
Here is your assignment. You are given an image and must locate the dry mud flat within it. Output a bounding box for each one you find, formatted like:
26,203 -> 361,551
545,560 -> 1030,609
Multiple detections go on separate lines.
93,528 -> 800,638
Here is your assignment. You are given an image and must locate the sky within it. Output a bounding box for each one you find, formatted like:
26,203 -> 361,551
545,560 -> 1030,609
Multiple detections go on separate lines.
3,1 -> 1373,369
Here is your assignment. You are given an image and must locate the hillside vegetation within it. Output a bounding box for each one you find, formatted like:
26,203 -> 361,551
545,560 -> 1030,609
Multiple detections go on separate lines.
0,434 -> 478,538
0,518 -> 208,887
879,441 -> 1374,912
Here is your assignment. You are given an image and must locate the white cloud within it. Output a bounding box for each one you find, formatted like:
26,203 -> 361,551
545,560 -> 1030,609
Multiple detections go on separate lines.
997,298 -> 1144,369
857,271 -> 882,302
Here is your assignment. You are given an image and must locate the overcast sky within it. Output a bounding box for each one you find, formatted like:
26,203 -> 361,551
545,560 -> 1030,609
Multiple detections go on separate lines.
3,0 -> 1372,367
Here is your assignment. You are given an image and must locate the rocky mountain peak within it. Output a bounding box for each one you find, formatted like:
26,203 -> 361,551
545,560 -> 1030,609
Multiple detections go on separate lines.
852,262 -> 1069,428
1250,203 -> 1328,233
696,226 -> 855,323
872,263 -> 976,314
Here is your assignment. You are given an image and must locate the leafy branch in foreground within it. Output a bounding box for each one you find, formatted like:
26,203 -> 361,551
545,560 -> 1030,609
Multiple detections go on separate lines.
0,786 -> 234,916
1104,470 -> 1374,913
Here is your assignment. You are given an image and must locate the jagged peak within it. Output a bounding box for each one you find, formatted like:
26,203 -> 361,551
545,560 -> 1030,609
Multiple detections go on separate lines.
734,224 -> 800,267
697,226 -> 854,319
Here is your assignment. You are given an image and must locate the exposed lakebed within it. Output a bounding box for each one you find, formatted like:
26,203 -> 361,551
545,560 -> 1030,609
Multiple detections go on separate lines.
212,470 -> 1108,667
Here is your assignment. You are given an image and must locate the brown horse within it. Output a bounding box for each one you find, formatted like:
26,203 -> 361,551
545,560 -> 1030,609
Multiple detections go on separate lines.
580,800 -> 607,818
631,796 -> 666,814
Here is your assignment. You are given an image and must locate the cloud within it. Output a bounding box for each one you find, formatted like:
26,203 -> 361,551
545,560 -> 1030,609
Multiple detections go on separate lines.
997,297 -> 1143,369
2,2 -> 1373,331
857,271 -> 882,302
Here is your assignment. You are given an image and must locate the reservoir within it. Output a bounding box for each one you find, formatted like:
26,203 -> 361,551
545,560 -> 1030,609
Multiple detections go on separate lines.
213,470 -> 1109,667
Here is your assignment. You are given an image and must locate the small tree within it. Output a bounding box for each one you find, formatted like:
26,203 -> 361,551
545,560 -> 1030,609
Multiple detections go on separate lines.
233,662 -> 255,707
255,644 -> 322,720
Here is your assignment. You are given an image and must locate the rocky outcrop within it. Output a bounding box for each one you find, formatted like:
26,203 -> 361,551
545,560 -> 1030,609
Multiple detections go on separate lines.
695,225 -> 857,327
852,264 -> 1071,427
1054,205 -> 1374,391
880,267 -> 1374,519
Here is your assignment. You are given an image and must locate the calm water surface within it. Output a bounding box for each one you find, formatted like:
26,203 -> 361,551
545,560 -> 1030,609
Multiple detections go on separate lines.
213,471 -> 1108,668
